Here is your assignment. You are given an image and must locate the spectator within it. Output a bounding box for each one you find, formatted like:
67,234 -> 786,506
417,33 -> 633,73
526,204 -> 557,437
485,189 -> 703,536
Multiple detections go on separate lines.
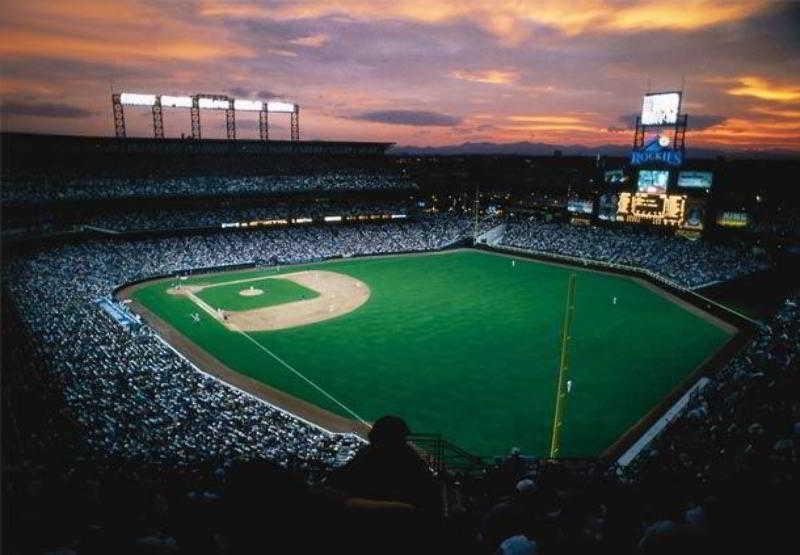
327,415 -> 440,513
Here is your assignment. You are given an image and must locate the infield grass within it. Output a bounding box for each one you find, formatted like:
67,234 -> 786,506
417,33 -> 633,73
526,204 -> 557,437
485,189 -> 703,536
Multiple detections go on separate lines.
131,250 -> 733,457
195,277 -> 319,311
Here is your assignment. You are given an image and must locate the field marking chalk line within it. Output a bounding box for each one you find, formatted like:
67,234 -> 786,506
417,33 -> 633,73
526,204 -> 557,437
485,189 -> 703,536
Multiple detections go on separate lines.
230,323 -> 370,428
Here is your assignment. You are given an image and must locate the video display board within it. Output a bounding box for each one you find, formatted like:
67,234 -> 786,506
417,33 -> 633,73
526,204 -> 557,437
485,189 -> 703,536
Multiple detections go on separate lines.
598,193 -> 619,221
637,170 -> 670,194
616,192 -> 686,226
717,211 -> 749,228
604,169 -> 626,184
682,198 -> 706,231
567,200 -> 594,214
678,171 -> 713,189
641,92 -> 681,126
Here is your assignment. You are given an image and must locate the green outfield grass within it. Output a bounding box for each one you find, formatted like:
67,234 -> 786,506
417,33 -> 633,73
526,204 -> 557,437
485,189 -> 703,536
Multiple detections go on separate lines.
131,250 -> 733,458
195,276 -> 319,311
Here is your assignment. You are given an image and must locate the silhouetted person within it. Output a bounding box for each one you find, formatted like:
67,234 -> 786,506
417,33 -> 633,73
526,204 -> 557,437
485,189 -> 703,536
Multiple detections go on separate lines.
328,415 -> 439,513
224,459 -> 323,554
327,415 -> 442,553
481,478 -> 541,550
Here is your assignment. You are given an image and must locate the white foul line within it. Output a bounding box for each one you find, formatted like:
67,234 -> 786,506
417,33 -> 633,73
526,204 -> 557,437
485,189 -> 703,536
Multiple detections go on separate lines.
199,274 -> 286,290
230,324 -> 370,427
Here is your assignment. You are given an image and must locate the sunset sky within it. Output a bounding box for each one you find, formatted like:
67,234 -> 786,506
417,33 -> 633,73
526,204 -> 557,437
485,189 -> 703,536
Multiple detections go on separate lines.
1,1 -> 799,151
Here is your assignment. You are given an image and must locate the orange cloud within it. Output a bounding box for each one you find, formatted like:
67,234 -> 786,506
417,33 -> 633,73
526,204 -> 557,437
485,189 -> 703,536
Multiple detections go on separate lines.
727,77 -> 800,102
0,1 -> 255,66
200,1 -> 768,39
752,107 -> 800,119
199,3 -> 273,19
0,29 -> 254,63
450,69 -> 518,85
606,1 -> 768,32
498,123 -> 600,133
507,115 -> 587,124
3,0 -> 160,26
0,77 -> 62,96
691,115 -> 800,148
290,34 -> 330,47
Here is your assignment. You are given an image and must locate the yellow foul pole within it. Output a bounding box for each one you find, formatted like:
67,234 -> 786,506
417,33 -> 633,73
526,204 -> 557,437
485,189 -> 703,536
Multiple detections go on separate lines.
549,273 -> 577,459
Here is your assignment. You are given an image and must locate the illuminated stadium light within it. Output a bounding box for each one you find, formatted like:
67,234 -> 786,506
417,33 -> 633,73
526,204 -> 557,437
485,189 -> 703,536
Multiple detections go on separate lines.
324,216 -> 342,222
267,101 -> 296,113
198,97 -> 231,110
112,91 -> 300,140
120,93 -> 157,106
161,95 -> 193,108
233,99 -> 263,111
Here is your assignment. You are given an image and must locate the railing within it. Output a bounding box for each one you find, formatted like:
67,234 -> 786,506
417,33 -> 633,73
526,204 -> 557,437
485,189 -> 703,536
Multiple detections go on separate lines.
408,433 -> 486,475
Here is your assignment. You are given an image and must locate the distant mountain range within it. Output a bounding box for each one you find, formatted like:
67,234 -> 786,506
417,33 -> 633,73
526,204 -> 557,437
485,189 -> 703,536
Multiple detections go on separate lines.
389,141 -> 800,159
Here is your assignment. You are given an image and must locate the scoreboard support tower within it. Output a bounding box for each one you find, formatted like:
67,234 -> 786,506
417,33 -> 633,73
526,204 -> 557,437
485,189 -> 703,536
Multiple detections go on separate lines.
549,273 -> 577,459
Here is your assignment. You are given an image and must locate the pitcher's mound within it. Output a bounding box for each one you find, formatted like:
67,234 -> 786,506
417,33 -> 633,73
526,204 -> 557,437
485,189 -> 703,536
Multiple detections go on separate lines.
240,288 -> 264,297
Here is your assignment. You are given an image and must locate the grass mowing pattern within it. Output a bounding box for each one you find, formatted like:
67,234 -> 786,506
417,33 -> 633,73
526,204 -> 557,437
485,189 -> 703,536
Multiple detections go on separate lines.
133,250 -> 733,457
195,277 -> 319,312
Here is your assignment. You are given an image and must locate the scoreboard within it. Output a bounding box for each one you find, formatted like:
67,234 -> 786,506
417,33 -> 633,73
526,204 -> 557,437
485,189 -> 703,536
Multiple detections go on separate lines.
641,92 -> 681,126
616,192 -> 687,226
717,211 -> 749,228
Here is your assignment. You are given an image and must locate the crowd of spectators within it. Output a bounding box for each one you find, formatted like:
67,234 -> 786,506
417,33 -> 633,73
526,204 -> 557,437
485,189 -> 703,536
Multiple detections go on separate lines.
1,215 -> 482,553
1,172 -> 417,203
80,200 -> 412,232
500,217 -> 769,288
3,217 -> 476,461
4,210 -> 797,553
752,204 -> 800,241
5,276 -> 797,553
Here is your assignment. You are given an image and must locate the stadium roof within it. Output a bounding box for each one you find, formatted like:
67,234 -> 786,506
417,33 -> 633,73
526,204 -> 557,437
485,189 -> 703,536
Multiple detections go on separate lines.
2,132 -> 394,160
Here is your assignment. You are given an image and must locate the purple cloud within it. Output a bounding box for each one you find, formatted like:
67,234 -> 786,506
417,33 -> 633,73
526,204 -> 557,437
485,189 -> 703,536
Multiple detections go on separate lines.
1,101 -> 95,119
353,110 -> 461,126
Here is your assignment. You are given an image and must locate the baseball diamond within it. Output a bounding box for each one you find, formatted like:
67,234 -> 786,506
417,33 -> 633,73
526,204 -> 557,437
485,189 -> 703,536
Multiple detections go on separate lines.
122,249 -> 735,458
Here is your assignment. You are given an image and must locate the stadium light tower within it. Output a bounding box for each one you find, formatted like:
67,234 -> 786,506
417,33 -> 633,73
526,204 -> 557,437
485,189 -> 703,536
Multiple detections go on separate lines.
291,105 -> 300,141
111,93 -> 126,138
152,96 -> 164,139
112,91 -> 300,141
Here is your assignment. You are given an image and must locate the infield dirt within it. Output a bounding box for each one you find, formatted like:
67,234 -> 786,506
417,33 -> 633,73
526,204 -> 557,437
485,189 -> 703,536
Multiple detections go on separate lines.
167,270 -> 370,332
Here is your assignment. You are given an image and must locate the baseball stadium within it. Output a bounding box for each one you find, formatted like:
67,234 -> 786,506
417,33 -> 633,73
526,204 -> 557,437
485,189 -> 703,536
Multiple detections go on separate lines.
5,120 -> 797,553
3,3 -> 800,552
